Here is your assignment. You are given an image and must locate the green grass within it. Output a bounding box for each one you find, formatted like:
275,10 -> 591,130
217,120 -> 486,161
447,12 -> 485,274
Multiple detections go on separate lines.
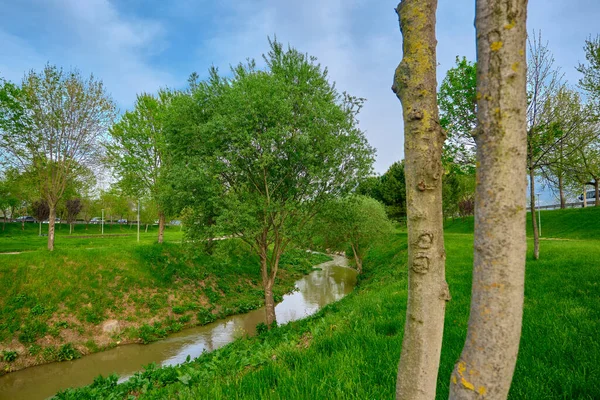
445,205 -> 600,240
0,222 -> 330,373
54,207 -> 600,399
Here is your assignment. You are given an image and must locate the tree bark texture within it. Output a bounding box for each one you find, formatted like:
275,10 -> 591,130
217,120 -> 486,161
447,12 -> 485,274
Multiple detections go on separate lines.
392,1 -> 449,398
529,168 -> 540,259
558,174 -> 565,209
158,212 -> 166,244
449,0 -> 528,398
260,248 -> 278,327
47,206 -> 56,251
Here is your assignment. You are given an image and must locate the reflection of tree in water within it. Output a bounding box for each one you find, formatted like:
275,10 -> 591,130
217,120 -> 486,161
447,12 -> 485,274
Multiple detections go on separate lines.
298,265 -> 356,308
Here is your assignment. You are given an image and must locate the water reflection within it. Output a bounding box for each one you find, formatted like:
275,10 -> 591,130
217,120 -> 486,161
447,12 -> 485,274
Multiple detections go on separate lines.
0,255 -> 356,400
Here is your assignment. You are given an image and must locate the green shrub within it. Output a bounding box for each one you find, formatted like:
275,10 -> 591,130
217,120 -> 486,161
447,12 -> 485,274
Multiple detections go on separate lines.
57,344 -> 81,361
28,344 -> 42,356
30,304 -> 46,316
1,350 -> 18,362
18,320 -> 48,344
197,308 -> 216,325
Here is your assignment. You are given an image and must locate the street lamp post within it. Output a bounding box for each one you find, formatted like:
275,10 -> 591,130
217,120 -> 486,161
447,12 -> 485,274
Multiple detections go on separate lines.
536,193 -> 541,237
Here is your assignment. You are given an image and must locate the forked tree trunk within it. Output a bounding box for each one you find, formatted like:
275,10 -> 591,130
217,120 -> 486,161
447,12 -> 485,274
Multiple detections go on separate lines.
48,206 -> 56,251
158,212 -> 166,244
392,1 -> 449,398
449,1 -> 528,398
350,243 -> 363,274
529,167 -> 540,259
259,246 -> 280,327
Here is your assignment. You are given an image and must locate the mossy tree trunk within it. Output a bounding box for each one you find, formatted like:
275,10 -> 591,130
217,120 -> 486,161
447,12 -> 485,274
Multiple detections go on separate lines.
449,0 -> 528,398
392,1 -> 449,398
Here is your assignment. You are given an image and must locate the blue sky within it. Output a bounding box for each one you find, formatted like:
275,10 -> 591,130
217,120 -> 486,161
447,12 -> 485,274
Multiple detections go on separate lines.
1,0 -> 599,187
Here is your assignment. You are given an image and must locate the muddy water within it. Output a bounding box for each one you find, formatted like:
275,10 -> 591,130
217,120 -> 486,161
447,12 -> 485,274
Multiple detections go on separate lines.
0,255 -> 356,400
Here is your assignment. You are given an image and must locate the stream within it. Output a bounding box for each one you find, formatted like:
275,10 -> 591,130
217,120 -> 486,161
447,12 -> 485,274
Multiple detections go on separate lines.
0,255 -> 357,400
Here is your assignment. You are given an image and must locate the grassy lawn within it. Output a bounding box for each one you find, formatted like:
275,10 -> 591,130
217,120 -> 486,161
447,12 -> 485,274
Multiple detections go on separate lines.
54,207 -> 600,399
0,223 -> 330,374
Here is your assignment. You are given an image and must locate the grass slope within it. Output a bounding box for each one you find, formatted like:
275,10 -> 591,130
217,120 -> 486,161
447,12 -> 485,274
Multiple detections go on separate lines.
0,223 -> 329,373
55,207 -> 600,399
445,205 -> 600,240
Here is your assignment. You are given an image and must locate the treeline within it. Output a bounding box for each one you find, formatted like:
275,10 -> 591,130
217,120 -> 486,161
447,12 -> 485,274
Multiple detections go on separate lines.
0,39 -> 395,328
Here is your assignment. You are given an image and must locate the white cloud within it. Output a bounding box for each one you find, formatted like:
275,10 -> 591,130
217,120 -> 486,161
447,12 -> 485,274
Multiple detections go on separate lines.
0,0 -> 175,108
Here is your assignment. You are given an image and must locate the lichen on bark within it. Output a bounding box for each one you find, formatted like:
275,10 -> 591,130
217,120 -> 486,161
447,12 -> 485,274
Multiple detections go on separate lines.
449,0 -> 528,398
392,1 -> 449,399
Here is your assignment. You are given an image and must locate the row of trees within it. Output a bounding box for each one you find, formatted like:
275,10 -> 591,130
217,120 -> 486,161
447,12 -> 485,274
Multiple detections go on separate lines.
1,39 -> 380,328
439,33 -> 600,260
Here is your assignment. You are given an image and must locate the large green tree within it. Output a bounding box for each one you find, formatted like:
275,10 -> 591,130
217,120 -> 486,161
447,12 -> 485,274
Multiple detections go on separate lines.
107,91 -> 173,243
438,56 -> 478,168
167,40 -> 374,327
0,65 -> 116,250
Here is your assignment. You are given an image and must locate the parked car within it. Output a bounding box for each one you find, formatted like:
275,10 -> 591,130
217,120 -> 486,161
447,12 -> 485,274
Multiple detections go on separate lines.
170,220 -> 181,226
42,218 -> 61,224
90,217 -> 103,224
15,216 -> 36,223
579,190 -> 597,202
117,219 -> 128,224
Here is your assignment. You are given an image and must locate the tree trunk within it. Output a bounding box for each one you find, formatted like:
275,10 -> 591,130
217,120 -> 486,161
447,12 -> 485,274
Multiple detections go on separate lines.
449,1 -> 528,399
70,223 -> 73,234
392,1 -> 449,398
158,212 -> 165,244
350,243 -> 363,274
47,206 -> 56,251
145,224 -> 149,233
529,167 -> 540,260
558,174 -> 565,209
260,247 -> 277,327
583,184 -> 587,207
595,180 -> 599,206
39,221 -> 42,236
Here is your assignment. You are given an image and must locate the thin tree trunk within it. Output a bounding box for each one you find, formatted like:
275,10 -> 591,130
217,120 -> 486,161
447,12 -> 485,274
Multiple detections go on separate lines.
260,246 -> 277,327
392,1 -> 449,398
529,167 -> 539,260
39,221 -> 42,236
145,224 -> 149,233
70,223 -> 73,234
558,174 -> 565,209
449,0 -> 528,398
583,184 -> 587,207
158,212 -> 165,244
595,180 -> 599,206
350,243 -> 362,274
47,206 -> 56,251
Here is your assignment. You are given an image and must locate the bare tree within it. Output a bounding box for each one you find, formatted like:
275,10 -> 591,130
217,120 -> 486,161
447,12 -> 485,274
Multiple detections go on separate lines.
0,65 -> 116,250
449,0 -> 528,398
526,32 -> 563,259
392,1 -> 449,398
